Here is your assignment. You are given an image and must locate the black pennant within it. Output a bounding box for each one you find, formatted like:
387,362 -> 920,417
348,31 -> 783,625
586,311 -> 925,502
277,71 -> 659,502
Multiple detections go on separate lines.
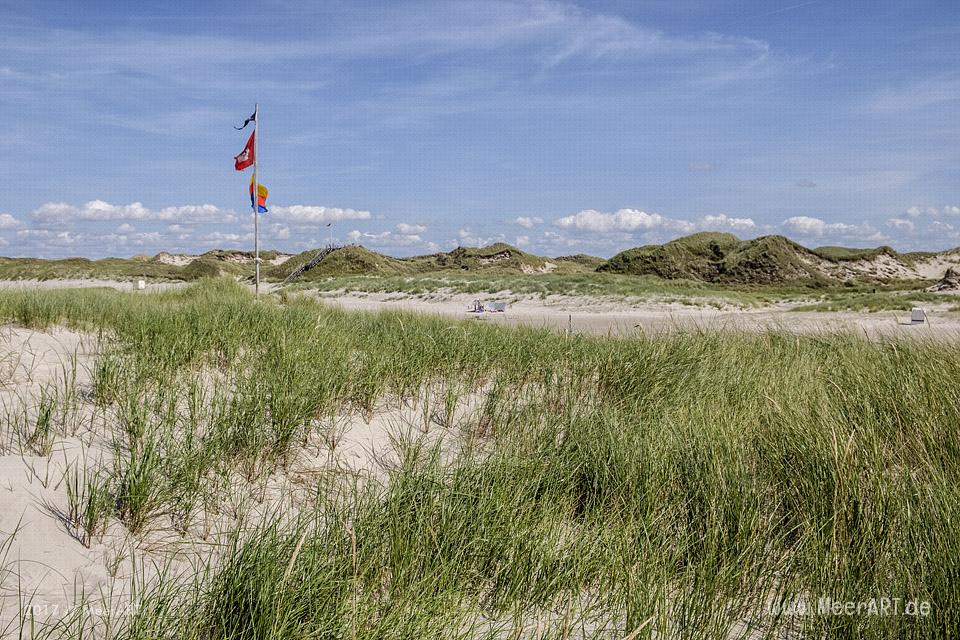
235,108 -> 257,130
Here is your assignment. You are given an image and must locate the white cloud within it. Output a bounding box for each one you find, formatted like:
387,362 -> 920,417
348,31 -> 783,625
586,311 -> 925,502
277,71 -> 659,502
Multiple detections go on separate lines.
781,216 -> 879,239
456,228 -> 504,246
115,223 -> 135,234
905,205 -> 960,218
157,204 -> 237,223
886,218 -> 915,232
133,231 -> 162,245
31,200 -> 237,224
515,235 -> 530,246
698,214 -> 755,231
30,202 -> 76,220
906,206 -> 939,218
0,213 -> 21,229
782,216 -> 852,236
513,216 -> 543,229
347,229 -> 429,248
268,224 -> 291,240
198,231 -> 253,245
396,222 -> 427,234
270,205 -> 371,223
555,208 -> 694,234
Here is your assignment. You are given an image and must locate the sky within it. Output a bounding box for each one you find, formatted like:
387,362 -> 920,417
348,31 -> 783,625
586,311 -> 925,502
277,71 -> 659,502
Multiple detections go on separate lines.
1,0 -> 958,258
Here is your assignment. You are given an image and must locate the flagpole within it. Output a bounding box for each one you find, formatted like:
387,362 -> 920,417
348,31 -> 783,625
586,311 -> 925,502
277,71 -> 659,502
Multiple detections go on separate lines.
253,103 -> 260,298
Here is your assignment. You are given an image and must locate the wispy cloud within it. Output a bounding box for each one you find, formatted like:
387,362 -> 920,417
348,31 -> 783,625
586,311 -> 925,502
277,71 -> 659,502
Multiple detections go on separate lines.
866,75 -> 960,113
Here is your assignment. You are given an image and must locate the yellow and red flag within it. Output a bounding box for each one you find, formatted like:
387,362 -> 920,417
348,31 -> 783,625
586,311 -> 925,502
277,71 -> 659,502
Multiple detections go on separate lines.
249,176 -> 268,213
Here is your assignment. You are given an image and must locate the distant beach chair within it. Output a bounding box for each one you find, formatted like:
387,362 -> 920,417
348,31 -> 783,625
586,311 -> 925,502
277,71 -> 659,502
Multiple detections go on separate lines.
911,308 -> 926,324
487,302 -> 507,313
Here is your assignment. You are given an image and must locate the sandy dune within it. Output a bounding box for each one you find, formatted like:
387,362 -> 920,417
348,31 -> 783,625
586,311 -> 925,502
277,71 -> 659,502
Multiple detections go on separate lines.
0,326 -> 472,633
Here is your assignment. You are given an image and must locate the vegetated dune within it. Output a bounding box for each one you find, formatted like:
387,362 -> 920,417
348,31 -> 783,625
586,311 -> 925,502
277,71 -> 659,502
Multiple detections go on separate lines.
5,234 -> 960,286
263,243 -> 596,282
0,251 -> 296,282
598,232 -> 960,285
264,245 -> 416,280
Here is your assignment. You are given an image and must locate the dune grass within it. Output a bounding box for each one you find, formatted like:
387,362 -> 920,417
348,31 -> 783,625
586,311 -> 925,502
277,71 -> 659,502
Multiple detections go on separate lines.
286,272 -> 797,308
1,279 -> 958,638
792,290 -> 947,313
285,272 -> 944,312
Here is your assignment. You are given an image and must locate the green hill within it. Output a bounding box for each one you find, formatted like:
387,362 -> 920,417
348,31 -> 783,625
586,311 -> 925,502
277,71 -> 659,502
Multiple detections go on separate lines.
264,245 -> 415,281
0,256 -> 238,281
409,243 -> 553,272
4,234 -> 955,287
267,243 -> 586,281
600,233 -> 840,285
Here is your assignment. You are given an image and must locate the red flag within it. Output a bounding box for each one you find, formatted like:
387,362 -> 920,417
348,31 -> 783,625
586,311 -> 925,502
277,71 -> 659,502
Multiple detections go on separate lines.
234,131 -> 255,171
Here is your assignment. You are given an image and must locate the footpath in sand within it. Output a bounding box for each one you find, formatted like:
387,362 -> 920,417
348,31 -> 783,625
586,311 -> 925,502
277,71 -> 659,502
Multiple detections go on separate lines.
314,290 -> 960,340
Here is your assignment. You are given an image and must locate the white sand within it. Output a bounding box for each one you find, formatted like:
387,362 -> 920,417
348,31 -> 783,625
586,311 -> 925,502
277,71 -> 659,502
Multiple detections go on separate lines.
0,326 -> 476,633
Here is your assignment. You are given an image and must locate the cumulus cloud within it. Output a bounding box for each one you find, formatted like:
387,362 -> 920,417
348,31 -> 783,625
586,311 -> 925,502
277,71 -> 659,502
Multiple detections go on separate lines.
456,228 -> 503,247
513,216 -> 543,229
555,208 -> 694,234
115,223 -> 135,234
906,206 -> 939,218
30,200 -> 374,227
781,216 -> 877,239
31,200 -> 237,224
347,228 -> 434,249
515,235 -> 530,246
268,224 -> 291,241
0,213 -> 22,229
395,222 -> 427,234
698,214 -> 755,231
905,205 -> 960,218
198,231 -> 253,245
887,218 -> 915,232
270,205 -> 370,223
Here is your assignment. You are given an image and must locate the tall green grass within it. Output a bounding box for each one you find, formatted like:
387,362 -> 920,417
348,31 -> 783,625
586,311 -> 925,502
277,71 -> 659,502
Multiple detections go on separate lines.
1,279 -> 957,638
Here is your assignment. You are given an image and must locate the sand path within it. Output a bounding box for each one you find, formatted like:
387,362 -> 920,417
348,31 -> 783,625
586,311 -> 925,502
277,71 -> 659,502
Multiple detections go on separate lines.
313,290 -> 960,340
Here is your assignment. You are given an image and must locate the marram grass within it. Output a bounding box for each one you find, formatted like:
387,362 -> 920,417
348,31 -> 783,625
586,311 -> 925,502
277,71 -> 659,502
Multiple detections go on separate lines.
0,279 -> 957,639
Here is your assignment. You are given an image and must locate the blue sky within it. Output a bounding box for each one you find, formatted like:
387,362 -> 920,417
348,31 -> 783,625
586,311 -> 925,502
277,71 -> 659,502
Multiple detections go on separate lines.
1,0 -> 958,258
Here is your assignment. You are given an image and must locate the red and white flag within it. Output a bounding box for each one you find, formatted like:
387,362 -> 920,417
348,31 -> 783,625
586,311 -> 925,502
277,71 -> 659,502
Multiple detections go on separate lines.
234,131 -> 255,171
